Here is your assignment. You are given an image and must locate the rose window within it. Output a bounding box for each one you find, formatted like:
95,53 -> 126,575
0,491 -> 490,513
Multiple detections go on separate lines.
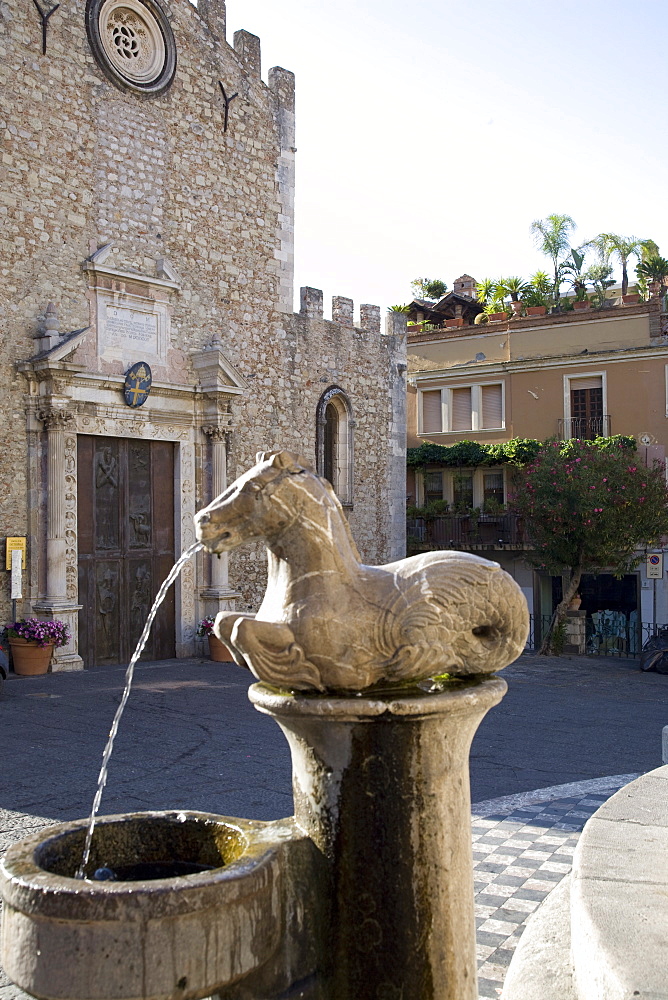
86,0 -> 177,96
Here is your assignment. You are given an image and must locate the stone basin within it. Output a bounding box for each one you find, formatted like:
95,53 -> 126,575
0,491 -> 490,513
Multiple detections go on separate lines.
0,810 -> 301,1000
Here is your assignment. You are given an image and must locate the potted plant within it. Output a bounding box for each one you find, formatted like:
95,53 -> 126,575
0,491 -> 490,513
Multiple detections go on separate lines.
484,301 -> 508,323
523,271 -> 552,316
197,616 -> 233,662
585,263 -> 615,309
3,618 -> 70,676
496,276 -> 529,317
636,255 -> 668,303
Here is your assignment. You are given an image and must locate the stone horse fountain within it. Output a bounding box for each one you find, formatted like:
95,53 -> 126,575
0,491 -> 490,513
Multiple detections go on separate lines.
0,450 -> 529,1000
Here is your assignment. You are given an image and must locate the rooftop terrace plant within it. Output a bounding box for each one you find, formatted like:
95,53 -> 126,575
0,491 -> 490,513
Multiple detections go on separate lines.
530,214 -> 577,305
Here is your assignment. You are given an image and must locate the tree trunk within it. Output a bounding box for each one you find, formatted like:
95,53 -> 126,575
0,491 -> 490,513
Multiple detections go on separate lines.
539,568 -> 582,655
621,262 -> 628,297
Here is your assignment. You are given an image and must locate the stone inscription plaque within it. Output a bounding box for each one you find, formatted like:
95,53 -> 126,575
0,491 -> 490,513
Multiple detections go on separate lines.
97,295 -> 168,366
106,306 -> 158,351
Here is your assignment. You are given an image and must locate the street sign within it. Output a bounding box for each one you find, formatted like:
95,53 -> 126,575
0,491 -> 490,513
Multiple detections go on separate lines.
5,537 -> 26,571
10,548 -> 22,600
647,553 -> 663,579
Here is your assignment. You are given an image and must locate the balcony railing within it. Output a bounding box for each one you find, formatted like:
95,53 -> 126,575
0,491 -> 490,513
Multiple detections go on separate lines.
407,513 -> 526,551
558,415 -> 611,440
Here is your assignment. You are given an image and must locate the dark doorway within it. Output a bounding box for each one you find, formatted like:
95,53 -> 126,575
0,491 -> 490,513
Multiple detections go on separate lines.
77,436 -> 176,666
551,573 -> 639,617
570,383 -> 603,439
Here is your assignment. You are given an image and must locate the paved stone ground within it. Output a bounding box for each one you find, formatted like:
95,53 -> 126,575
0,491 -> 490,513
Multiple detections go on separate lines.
0,651 -> 666,999
470,777 -> 635,999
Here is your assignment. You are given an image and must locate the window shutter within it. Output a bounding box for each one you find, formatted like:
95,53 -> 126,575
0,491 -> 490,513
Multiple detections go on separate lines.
422,391 -> 442,433
481,384 -> 503,428
451,387 -> 472,431
570,376 -> 602,390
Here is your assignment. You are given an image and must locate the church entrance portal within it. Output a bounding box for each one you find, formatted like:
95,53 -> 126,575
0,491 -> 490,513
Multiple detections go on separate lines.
77,436 -> 176,666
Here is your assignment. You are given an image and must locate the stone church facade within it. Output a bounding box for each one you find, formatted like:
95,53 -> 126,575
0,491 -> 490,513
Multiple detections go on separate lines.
0,0 -> 406,668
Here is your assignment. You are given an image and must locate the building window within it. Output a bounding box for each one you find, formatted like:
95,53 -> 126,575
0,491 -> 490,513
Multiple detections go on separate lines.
418,467 -> 506,510
316,387 -> 353,504
424,471 -> 445,504
483,472 -> 504,504
562,373 -> 608,439
418,382 -> 505,434
452,472 -> 474,511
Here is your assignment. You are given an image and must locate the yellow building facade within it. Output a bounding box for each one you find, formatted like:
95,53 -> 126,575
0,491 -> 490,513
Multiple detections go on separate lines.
407,298 -> 668,648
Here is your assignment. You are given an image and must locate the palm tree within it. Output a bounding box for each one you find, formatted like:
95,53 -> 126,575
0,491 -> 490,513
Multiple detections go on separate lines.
636,255 -> 668,299
522,271 -> 552,308
530,214 -> 577,304
640,240 -> 660,262
496,276 -> 530,302
590,234 -> 645,296
476,278 -> 497,305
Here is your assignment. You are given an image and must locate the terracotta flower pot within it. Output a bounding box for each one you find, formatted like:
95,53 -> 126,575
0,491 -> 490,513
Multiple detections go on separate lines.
9,638 -> 54,676
622,294 -> 640,305
510,301 -> 523,315
207,634 -> 233,662
445,317 -> 464,328
572,300 -> 590,311
526,306 -> 547,317
487,312 -> 507,323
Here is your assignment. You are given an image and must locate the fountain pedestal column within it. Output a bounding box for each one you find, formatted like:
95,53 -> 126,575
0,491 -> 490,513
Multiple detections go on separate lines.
250,675 -> 507,1000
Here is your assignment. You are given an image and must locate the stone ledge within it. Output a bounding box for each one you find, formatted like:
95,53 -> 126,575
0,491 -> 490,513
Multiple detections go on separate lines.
571,765 -> 668,1000
501,765 -> 668,1000
500,876 -> 575,1000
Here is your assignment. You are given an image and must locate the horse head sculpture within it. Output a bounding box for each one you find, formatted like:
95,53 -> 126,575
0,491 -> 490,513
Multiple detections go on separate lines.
195,450 -> 529,692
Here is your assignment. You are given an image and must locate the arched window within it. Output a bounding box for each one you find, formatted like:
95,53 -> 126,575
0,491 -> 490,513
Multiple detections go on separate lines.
316,387 -> 353,505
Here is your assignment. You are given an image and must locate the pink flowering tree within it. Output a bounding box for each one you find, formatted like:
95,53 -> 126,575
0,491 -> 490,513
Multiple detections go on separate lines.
509,437 -> 668,653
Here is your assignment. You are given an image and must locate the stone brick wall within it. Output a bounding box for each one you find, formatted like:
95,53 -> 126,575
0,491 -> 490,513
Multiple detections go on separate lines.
0,0 -> 405,628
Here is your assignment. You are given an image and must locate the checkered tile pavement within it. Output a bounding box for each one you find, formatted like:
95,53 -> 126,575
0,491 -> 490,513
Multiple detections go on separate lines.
472,779 -> 633,999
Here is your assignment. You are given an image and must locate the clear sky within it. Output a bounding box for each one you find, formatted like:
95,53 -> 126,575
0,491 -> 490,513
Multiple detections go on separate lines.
225,0 -> 668,316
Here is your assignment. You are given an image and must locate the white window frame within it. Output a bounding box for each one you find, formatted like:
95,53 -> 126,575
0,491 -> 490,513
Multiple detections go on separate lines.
418,381 -> 505,436
563,371 -> 607,428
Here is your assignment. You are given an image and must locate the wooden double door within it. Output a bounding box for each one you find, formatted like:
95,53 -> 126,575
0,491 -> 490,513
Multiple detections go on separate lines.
78,436 -> 176,666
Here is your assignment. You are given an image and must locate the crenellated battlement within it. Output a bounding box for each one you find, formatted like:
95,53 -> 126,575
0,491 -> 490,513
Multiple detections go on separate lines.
299,288 -> 406,338
196,0 -> 226,43
233,29 -> 261,77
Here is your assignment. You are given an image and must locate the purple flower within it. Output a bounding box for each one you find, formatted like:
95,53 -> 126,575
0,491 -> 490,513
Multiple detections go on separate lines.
196,616 -> 216,637
3,618 -> 70,648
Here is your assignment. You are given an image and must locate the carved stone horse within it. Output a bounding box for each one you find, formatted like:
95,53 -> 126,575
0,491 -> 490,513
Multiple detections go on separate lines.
195,451 -> 529,692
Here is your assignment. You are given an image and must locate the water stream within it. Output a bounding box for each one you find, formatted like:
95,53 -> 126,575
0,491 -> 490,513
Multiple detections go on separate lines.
76,541 -> 204,880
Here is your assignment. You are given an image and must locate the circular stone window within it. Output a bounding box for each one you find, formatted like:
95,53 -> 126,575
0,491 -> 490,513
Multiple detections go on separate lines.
86,0 -> 176,96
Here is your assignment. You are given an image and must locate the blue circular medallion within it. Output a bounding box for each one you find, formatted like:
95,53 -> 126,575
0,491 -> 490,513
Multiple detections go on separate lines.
124,362 -> 152,408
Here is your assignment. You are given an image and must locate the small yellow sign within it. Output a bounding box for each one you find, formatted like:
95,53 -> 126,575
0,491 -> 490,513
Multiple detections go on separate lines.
6,537 -> 26,571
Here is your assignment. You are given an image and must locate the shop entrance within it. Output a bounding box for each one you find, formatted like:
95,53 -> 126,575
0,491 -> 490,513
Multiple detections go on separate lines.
551,573 -> 639,654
